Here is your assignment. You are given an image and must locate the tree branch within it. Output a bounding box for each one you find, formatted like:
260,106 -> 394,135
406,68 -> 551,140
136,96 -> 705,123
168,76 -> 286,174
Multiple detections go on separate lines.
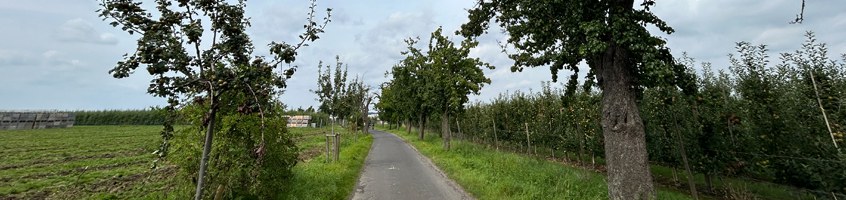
790,0 -> 806,24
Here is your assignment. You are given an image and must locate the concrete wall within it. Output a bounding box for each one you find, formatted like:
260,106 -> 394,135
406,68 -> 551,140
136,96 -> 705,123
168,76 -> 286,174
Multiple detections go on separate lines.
0,112 -> 75,130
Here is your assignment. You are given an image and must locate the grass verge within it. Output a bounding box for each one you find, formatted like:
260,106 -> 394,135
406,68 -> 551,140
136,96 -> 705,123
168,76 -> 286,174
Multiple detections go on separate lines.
282,128 -> 373,200
377,126 -> 691,200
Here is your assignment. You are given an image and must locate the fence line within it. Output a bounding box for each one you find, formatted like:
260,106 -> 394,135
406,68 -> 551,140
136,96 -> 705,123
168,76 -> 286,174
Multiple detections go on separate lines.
457,124 -> 845,164
714,150 -> 845,163
455,125 -> 846,198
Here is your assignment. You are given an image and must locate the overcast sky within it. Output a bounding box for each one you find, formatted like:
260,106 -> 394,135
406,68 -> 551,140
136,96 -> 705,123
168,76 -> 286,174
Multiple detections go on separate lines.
1,0 -> 844,111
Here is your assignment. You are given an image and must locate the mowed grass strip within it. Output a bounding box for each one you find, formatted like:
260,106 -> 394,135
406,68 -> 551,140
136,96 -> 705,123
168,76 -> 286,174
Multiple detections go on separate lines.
282,127 -> 374,200
0,125 -> 162,199
377,126 -> 692,200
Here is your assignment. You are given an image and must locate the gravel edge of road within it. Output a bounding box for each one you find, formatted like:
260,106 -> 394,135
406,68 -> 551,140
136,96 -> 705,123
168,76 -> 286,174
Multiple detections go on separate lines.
383,130 -> 476,200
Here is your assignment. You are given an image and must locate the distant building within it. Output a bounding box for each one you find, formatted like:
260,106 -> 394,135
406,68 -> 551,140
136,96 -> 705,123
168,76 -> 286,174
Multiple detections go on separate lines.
0,112 -> 75,130
283,115 -> 312,128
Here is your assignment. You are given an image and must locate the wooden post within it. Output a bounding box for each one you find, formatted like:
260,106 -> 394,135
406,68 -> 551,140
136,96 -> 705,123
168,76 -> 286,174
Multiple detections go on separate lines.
671,110 -> 698,199
808,69 -> 839,151
549,120 -> 553,160
325,134 -> 332,163
456,118 -> 463,140
483,117 -> 489,148
524,123 -> 531,155
333,134 -> 340,162
492,118 -> 499,151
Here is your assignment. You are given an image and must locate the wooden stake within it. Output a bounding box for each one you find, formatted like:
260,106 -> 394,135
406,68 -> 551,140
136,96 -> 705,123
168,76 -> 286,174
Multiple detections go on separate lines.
334,134 -> 340,162
808,69 -> 839,151
456,118 -> 463,140
492,118 -> 499,150
524,123 -> 531,155
325,134 -> 331,163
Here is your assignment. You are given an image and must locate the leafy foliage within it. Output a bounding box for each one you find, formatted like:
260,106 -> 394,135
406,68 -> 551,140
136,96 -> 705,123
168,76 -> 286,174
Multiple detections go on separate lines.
458,82 -> 603,163
74,109 -> 170,125
458,1 -> 691,198
455,33 -> 846,197
171,104 -> 297,198
98,0 -> 331,198
313,56 -> 348,119
377,38 -> 430,134
313,56 -> 374,132
378,27 -> 493,148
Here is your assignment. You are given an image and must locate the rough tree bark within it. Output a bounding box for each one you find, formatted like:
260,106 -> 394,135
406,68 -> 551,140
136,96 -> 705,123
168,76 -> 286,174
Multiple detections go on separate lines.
407,119 -> 412,134
596,43 -> 655,199
418,114 -> 426,140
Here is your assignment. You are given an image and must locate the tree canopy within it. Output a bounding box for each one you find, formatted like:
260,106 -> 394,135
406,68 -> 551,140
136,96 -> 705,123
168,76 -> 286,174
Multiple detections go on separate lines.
378,27 -> 493,147
458,0 -> 693,199
98,0 -> 331,198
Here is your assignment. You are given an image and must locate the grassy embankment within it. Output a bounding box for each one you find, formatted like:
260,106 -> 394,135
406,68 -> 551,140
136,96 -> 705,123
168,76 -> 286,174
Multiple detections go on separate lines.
0,125 -> 372,199
377,125 -> 691,200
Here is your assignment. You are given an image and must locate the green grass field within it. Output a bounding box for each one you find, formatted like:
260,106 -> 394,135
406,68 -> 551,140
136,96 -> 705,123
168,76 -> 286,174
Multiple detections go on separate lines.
377,126 -> 692,200
0,125 -> 372,199
0,126 -> 169,199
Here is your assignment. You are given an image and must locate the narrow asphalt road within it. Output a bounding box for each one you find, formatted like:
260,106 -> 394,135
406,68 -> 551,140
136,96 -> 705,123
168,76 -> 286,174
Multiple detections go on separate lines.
352,129 -> 472,200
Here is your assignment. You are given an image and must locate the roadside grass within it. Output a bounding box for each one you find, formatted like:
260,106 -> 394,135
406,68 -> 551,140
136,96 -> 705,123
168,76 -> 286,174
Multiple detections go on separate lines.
1,125 -> 373,199
377,126 -> 691,200
283,127 -> 373,200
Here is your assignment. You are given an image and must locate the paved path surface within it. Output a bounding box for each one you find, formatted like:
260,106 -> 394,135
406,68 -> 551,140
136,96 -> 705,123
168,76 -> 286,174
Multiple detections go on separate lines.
352,129 -> 472,200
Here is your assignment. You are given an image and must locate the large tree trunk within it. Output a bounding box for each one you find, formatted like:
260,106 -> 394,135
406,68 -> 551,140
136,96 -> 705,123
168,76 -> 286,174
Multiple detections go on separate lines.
407,119 -> 412,134
442,112 -> 451,150
596,42 -> 655,199
418,114 -> 425,140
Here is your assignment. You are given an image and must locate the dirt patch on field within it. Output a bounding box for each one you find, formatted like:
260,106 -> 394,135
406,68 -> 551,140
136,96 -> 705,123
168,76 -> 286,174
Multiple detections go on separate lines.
0,190 -> 49,200
0,146 -> 60,155
1,166 -> 178,200
0,150 -> 143,171
0,159 -> 149,184
298,147 -> 324,161
84,166 -> 177,194
294,132 -> 328,142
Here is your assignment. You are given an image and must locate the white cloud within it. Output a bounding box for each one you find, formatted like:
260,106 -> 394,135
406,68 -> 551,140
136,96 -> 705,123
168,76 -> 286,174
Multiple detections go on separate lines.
55,18 -> 118,45
0,49 -> 36,66
505,80 -> 531,89
3,0 -> 846,110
